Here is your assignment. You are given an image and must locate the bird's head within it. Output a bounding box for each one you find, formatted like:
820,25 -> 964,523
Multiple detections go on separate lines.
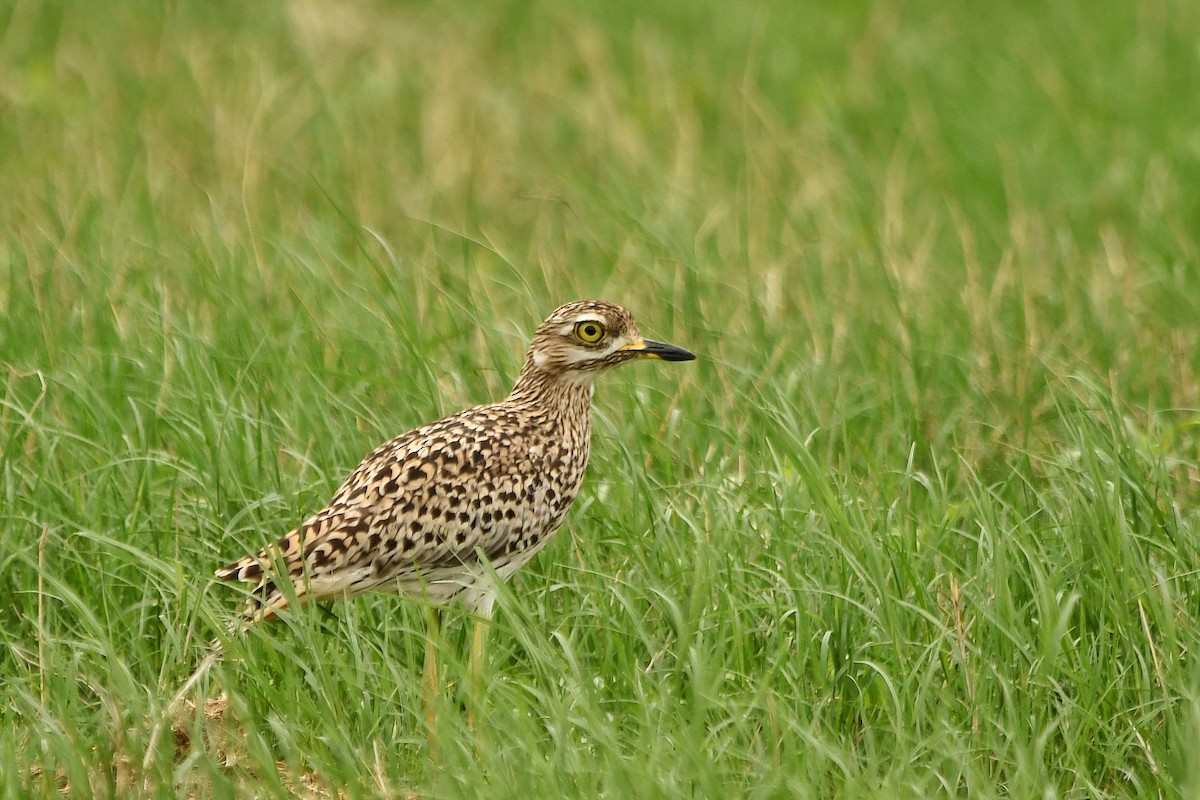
518,300 -> 695,386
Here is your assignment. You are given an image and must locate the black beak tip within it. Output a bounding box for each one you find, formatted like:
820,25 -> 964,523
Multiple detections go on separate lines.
643,339 -> 697,362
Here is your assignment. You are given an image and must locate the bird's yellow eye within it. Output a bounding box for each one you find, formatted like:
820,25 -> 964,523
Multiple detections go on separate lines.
574,320 -> 606,344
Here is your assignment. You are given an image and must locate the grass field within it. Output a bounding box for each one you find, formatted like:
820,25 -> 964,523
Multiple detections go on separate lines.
3,0 -> 1200,796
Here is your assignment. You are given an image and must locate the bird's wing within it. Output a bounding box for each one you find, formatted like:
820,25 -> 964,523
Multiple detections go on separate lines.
214,406 -> 546,621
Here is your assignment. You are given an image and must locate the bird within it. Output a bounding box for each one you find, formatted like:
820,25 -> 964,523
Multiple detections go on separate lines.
214,300 -> 695,747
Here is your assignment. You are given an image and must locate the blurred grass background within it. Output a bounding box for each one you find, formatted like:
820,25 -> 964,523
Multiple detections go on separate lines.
3,0 -> 1200,797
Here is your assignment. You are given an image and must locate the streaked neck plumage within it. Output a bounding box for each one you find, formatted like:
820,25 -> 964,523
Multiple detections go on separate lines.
506,354 -> 597,427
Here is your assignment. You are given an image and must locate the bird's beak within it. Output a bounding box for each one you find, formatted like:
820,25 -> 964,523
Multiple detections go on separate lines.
619,337 -> 696,362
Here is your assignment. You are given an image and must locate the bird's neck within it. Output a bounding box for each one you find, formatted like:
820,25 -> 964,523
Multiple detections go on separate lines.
506,363 -> 595,422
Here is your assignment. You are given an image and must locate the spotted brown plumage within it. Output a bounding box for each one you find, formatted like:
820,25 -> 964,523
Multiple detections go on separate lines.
215,300 -> 696,624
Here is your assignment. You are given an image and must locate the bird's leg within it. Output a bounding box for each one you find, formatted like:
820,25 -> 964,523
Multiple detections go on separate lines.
467,616 -> 490,757
423,607 -> 441,760
467,589 -> 495,750
468,616 -> 487,736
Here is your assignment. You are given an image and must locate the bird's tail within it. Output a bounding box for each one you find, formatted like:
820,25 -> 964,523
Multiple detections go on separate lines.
215,530 -> 312,625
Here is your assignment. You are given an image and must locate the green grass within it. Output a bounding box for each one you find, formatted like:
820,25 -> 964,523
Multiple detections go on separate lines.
3,0 -> 1200,796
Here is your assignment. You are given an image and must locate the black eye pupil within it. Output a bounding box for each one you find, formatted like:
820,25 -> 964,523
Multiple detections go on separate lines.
585,326 -> 596,336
